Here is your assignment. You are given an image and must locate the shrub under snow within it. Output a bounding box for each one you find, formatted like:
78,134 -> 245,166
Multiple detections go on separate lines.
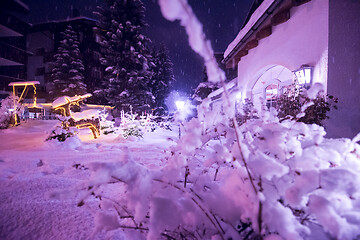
0,96 -> 23,129
75,105 -> 360,239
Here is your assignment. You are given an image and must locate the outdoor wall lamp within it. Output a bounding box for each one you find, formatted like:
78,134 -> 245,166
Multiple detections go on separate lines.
293,64 -> 313,86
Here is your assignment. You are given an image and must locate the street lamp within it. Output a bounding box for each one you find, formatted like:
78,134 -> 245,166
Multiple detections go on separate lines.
293,64 -> 313,88
175,100 -> 185,111
175,100 -> 186,138
235,91 -> 243,114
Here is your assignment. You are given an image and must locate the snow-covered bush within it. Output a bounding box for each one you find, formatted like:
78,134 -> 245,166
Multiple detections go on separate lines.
46,125 -> 77,142
0,96 -> 23,129
119,109 -> 170,138
155,115 -> 173,131
236,98 -> 258,125
122,125 -> 143,139
76,97 -> 360,239
139,113 -> 156,132
276,83 -> 338,126
98,108 -> 116,135
67,1 -> 360,239
46,115 -> 78,142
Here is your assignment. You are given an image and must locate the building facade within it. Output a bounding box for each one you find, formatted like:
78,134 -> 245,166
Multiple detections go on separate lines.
221,0 -> 360,138
0,0 -> 31,98
27,17 -> 104,102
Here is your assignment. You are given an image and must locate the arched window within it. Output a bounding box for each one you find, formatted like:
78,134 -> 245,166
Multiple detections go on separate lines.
265,83 -> 278,108
251,65 -> 293,110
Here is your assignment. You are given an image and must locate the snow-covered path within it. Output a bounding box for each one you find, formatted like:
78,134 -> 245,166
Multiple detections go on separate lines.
0,120 -> 176,240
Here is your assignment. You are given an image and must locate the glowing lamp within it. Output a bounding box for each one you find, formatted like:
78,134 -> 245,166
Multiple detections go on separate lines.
175,100 -> 186,111
293,65 -> 312,86
236,92 -> 242,100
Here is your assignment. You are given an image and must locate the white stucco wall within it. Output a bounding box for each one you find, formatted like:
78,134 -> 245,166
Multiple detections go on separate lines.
235,0 -> 329,99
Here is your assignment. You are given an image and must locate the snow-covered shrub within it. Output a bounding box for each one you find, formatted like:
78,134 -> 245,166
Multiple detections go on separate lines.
155,115 -> 173,131
276,83 -> 338,126
236,98 -> 258,125
76,99 -> 360,239
139,113 -> 156,132
46,125 -> 77,142
119,109 -> 170,137
0,96 -> 24,128
122,125 -> 143,139
98,108 -> 116,135
46,115 -> 78,142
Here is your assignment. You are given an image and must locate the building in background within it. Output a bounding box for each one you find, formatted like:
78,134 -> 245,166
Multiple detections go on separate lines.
27,16 -> 103,103
0,0 -> 31,99
219,0 -> 360,138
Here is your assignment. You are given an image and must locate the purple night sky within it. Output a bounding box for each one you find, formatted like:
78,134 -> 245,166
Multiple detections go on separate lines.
23,0 -> 253,94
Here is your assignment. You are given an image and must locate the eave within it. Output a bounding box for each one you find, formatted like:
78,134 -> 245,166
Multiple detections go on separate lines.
223,0 -> 311,68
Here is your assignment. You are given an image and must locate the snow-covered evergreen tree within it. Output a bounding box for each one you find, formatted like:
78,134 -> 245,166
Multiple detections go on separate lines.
149,44 -> 174,114
49,25 -> 87,99
94,0 -> 154,114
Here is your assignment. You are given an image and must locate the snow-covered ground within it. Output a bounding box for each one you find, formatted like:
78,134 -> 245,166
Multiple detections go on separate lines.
0,120 -> 177,240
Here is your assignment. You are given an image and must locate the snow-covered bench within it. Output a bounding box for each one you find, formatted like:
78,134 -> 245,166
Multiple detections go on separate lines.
52,94 -> 100,139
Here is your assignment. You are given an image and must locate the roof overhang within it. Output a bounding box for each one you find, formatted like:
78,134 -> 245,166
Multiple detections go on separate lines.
223,0 -> 281,62
223,0 -> 312,67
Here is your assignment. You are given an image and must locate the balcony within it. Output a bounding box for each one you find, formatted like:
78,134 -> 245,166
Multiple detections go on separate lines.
0,9 -> 30,37
0,41 -> 27,65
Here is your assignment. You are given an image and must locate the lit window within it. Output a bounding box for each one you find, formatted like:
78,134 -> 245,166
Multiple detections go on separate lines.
265,84 -> 278,108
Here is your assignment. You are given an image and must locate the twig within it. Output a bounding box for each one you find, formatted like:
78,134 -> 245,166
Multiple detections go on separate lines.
211,212 -> 225,235
184,166 -> 190,188
214,167 -> 219,181
154,178 -> 225,240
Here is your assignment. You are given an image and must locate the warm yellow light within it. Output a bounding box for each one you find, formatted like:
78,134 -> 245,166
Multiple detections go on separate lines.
9,81 -> 40,126
54,106 -> 67,116
76,122 -> 100,139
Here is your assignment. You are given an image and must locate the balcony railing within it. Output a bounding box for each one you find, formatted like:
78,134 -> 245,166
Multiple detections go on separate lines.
0,41 -> 27,65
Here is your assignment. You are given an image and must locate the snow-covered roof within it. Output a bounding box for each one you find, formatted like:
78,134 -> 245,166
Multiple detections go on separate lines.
207,78 -> 238,99
224,0 -> 276,59
52,94 -> 92,108
8,81 -> 40,86
72,109 -> 100,121
52,96 -> 71,108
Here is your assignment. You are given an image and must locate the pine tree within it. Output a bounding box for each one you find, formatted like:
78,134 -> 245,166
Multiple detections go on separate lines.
94,0 -> 154,114
49,25 -> 87,99
149,44 -> 175,114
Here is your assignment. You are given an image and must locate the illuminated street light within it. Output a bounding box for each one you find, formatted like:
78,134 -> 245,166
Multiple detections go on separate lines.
175,100 -> 187,139
175,100 -> 185,111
